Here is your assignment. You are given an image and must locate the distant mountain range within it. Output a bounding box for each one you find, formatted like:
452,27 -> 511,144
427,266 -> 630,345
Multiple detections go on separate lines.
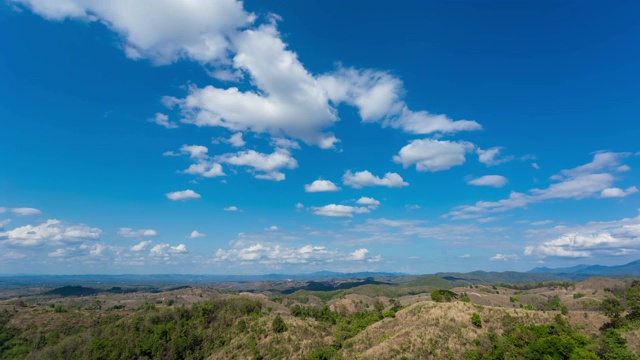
0,271 -> 405,286
528,259 -> 640,278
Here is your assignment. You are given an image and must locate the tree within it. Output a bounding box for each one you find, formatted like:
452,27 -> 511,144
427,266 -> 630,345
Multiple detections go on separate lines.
625,281 -> 640,319
600,298 -> 624,325
431,289 -> 443,303
272,314 -> 287,333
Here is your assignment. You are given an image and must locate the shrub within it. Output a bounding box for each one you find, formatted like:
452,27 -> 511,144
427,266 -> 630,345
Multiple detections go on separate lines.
471,313 -> 482,328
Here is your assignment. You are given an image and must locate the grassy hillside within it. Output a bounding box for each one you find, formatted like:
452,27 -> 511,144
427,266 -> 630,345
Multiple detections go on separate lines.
1,277 -> 639,359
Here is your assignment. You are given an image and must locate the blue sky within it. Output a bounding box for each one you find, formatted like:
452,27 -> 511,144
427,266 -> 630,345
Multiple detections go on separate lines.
1,0 -> 639,275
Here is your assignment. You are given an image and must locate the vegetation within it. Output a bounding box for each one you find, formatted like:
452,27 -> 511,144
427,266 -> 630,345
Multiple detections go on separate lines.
1,276 -> 640,359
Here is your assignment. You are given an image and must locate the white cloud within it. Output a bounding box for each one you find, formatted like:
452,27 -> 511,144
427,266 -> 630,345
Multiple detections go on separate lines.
0,219 -> 101,246
179,144 -> 299,181
356,197 -> 381,209
449,152 -> 631,219
11,207 -> 42,216
490,254 -> 519,261
11,0 -> 253,65
15,0 -> 483,157
180,144 -> 209,159
405,204 -> 421,211
183,161 -> 225,178
318,67 -> 481,134
467,175 -> 508,188
394,139 -> 475,172
190,230 -> 205,238
0,219 -> 10,230
342,170 -> 408,188
131,240 -> 152,252
228,132 -> 245,147
213,132 -> 246,147
169,244 -> 188,253
312,204 -> 370,218
601,186 -> 638,198
266,226 -> 279,231
169,24 -> 339,149
214,241 -> 380,265
149,113 -> 177,129
304,179 -> 340,193
215,243 -> 341,264
217,148 -> 297,181
524,213 -> 640,258
459,254 -> 471,258
166,189 -> 201,201
0,207 -> 6,214
176,144 -> 226,178
89,243 -> 107,256
118,227 -> 158,238
150,243 -> 169,256
295,203 -> 304,210
347,248 -> 369,261
477,147 -> 513,166
224,206 -> 239,211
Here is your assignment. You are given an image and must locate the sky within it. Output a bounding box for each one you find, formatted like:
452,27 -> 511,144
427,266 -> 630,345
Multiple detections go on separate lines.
1,0 -> 639,275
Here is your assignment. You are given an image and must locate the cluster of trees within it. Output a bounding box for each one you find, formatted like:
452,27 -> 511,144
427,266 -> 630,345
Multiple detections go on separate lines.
1,298 -> 265,359
464,315 -> 601,359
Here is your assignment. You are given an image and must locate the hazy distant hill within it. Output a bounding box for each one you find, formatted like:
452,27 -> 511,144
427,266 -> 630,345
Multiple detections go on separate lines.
528,259 -> 640,278
435,271 -> 563,284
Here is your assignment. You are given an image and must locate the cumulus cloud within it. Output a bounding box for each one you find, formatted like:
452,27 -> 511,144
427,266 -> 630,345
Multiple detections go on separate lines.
166,189 -> 201,201
448,152 -> 631,219
169,244 -> 188,253
393,139 -> 475,172
224,206 -> 239,211
214,242 -> 379,265
342,170 -> 408,188
11,207 -> 42,216
601,186 -> 638,198
190,230 -> 205,238
217,148 -> 297,181
524,213 -> 640,258
149,113 -> 177,129
318,67 -> 481,134
304,179 -> 340,192
14,0 -> 483,156
11,0 -> 253,65
169,23 -> 339,149
227,132 -> 245,147
467,175 -> 508,188
477,147 -> 513,166
213,132 -> 245,147
356,197 -> 380,209
118,227 -> 158,238
266,225 -> 279,231
0,219 -> 101,246
490,253 -> 519,261
347,248 -> 369,261
312,204 -> 370,218
131,240 -> 152,252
